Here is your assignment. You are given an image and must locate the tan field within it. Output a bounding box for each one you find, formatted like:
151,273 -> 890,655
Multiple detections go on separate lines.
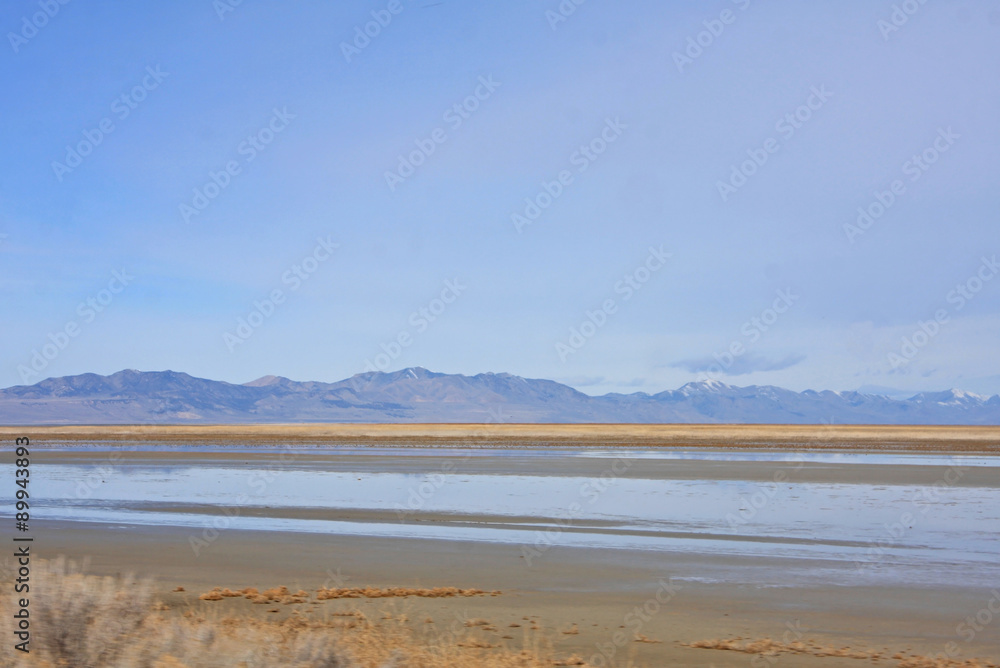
8,522 -> 1000,667
4,422 -> 1000,452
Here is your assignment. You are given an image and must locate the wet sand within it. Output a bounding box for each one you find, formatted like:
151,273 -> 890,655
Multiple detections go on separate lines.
29,522 -> 1000,667
28,448 -> 1000,487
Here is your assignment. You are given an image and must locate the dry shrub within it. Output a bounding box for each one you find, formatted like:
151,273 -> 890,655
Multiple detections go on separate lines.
329,613 -> 564,668
1,557 -> 153,667
0,560 -> 347,668
198,585 -> 312,605
684,638 -> 999,668
316,586 -> 499,600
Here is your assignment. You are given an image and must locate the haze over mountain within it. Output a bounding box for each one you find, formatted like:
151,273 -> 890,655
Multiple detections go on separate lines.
1,368 -> 998,426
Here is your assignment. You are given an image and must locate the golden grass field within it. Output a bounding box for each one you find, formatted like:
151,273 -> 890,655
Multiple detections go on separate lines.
4,423 -> 1000,452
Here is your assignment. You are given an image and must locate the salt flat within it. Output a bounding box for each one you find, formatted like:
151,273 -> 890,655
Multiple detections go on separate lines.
4,433 -> 999,666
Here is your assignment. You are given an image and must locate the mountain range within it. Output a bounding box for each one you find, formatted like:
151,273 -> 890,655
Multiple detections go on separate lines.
1,368 -> 998,425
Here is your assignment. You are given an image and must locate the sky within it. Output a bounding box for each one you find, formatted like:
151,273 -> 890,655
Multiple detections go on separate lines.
1,0 -> 999,397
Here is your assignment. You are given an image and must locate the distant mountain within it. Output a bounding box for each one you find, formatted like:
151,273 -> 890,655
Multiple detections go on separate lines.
1,368 -> 998,425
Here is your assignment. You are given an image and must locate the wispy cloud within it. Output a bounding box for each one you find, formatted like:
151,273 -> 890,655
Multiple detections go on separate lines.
671,353 -> 805,376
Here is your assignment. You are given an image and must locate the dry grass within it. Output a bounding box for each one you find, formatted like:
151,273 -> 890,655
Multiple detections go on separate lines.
195,585 -> 500,606
3,556 -> 155,667
316,586 -> 500,600
198,586 -> 312,605
7,423 -> 1000,452
0,560 -> 593,668
684,637 -> 1000,667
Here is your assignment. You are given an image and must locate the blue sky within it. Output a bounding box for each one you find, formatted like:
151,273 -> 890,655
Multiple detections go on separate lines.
1,0 -> 998,396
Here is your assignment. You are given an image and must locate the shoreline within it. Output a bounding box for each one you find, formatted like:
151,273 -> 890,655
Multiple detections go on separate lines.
19,520 -> 1000,667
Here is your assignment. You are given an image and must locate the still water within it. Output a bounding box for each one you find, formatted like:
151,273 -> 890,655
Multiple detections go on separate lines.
6,447 -> 999,588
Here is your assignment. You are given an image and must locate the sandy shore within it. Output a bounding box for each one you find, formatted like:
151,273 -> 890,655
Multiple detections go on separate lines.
5,422 -> 1000,452
26,521 -> 1000,667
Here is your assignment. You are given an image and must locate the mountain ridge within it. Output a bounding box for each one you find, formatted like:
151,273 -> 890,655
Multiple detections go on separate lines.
1,368 -> 997,425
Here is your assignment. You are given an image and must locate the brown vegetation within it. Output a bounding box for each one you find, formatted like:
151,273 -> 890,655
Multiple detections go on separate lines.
684,637 -> 1000,667
7,423 -> 1000,452
316,586 -> 500,600
0,560 -> 584,668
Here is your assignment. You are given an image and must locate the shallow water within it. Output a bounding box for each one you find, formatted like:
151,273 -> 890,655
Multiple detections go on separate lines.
32,443 -> 1000,467
5,447 -> 999,588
